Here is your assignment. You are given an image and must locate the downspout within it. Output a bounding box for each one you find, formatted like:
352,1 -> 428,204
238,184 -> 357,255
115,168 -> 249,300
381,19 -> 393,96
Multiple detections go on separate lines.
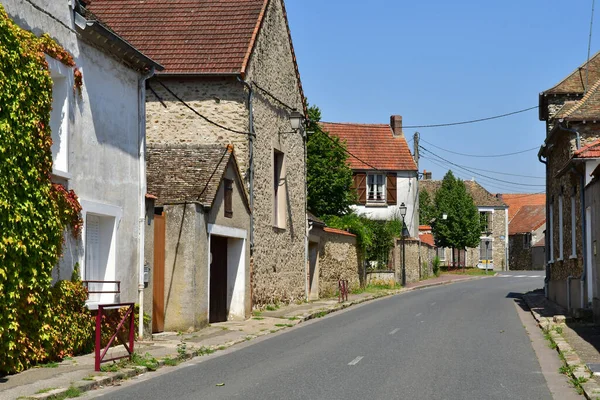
538,144 -> 549,297
567,275 -> 574,312
303,123 -> 309,300
138,67 -> 155,340
238,78 -> 255,255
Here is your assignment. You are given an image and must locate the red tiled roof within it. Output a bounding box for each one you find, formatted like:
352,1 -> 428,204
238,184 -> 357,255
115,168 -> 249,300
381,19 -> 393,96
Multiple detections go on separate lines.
502,193 -> 546,221
323,227 -> 356,237
509,205 -> 545,235
320,123 -> 417,171
419,232 -> 435,247
85,0 -> 268,74
574,138 -> 600,159
544,50 -> 600,95
419,225 -> 432,231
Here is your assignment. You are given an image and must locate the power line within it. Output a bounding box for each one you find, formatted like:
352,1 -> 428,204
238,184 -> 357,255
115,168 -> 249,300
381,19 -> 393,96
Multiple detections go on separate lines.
419,138 -> 538,158
252,81 -> 297,111
587,0 -> 596,92
402,106 -> 538,129
313,128 -> 384,172
420,145 -> 546,187
153,81 -> 252,136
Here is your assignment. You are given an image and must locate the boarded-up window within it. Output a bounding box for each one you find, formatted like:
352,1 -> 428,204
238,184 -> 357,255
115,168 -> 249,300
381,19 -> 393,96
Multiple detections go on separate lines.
224,179 -> 233,218
386,174 -> 397,205
353,173 -> 367,205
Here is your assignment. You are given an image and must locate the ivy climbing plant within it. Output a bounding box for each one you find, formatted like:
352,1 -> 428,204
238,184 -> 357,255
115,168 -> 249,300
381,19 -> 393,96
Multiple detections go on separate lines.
0,5 -> 84,374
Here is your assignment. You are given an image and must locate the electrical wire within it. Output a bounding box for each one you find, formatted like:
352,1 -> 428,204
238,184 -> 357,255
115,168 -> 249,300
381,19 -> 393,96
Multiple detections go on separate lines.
419,145 -> 545,187
587,0 -> 597,92
252,81 -> 297,111
153,81 -> 252,136
314,128 -> 384,172
419,138 -> 538,158
402,106 -> 538,129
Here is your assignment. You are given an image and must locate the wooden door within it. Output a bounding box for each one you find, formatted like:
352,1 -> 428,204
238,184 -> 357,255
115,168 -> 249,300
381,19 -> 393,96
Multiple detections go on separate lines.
210,235 -> 228,323
152,213 -> 165,333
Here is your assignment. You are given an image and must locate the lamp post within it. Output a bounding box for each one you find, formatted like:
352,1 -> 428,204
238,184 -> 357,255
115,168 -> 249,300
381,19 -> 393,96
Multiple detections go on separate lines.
400,202 -> 407,286
485,239 -> 490,275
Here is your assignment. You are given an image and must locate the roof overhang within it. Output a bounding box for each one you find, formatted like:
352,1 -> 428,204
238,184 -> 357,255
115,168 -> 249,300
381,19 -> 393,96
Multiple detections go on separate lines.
74,11 -> 163,73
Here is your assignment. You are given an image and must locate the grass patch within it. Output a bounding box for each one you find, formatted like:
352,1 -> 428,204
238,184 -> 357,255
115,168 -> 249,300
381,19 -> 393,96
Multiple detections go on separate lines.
313,311 -> 328,318
274,323 -> 293,328
252,317 -> 265,320
218,346 -> 227,351
252,310 -> 262,317
287,316 -> 299,321
82,375 -> 96,381
270,329 -> 278,333
38,361 -> 59,368
440,267 -> 493,276
192,346 -> 215,357
36,387 -> 57,394
162,357 -> 179,367
265,304 -> 280,311
132,352 -> 159,371
555,326 -> 563,334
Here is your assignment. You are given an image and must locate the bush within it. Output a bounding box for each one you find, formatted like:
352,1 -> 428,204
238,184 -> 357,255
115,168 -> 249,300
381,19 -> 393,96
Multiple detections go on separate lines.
433,256 -> 441,277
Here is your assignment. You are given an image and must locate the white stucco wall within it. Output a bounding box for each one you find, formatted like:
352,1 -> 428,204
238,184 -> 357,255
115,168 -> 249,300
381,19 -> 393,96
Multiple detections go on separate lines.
351,171 -> 419,237
586,160 -> 600,186
4,1 -> 145,303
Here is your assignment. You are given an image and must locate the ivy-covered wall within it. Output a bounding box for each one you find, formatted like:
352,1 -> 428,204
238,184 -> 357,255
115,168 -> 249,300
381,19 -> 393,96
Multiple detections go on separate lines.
0,4 -> 84,374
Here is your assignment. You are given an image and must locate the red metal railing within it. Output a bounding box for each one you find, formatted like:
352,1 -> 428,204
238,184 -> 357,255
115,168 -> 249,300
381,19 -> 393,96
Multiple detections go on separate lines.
95,303 -> 135,371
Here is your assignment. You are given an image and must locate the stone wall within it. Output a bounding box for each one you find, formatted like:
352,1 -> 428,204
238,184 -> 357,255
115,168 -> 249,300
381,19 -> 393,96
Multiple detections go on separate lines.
145,0 -> 306,306
317,230 -> 361,298
394,238 -> 421,284
509,224 -> 545,271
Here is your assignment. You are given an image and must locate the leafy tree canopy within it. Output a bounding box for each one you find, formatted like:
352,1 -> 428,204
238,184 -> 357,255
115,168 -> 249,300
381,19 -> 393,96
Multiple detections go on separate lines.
419,189 -> 434,225
306,104 -> 354,217
431,171 -> 480,251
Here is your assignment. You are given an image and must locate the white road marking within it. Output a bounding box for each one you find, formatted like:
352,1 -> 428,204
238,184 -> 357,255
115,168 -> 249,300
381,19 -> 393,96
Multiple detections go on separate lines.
389,328 -> 400,335
415,313 -> 422,317
348,356 -> 363,365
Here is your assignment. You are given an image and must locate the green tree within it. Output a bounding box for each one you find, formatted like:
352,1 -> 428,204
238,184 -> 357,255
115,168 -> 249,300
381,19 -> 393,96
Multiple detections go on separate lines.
306,104 -> 354,217
432,171 -> 480,268
419,189 -> 434,225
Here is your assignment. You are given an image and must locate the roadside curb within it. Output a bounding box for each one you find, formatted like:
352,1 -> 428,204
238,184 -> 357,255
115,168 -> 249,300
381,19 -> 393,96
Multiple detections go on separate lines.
20,274 -> 488,399
523,294 -> 600,399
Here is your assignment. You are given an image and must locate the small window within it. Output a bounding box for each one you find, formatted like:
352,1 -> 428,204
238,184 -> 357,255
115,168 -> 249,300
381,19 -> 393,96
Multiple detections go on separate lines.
571,195 -> 577,257
273,150 -> 286,228
367,174 -> 385,202
558,195 -> 564,260
224,179 -> 233,218
480,211 -> 492,233
436,247 -> 446,261
47,56 -> 70,175
523,233 -> 531,249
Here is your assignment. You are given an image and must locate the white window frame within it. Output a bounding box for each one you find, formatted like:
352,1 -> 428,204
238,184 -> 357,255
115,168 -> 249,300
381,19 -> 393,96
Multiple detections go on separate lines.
46,55 -> 71,179
558,195 -> 564,261
273,150 -> 286,229
571,194 -> 577,258
549,202 -> 554,262
367,173 -> 386,203
80,200 -> 122,308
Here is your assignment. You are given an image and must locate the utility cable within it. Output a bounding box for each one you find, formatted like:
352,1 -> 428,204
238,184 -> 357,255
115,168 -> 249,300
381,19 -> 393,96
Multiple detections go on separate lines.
587,0 -> 597,92
314,128 -> 384,172
252,81 -> 297,111
197,147 -> 230,201
419,145 -> 545,187
419,138 -> 538,158
402,106 -> 538,129
153,81 -> 253,136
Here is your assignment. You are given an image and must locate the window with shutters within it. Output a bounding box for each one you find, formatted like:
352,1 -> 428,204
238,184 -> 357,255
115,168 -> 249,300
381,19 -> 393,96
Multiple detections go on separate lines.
84,213 -> 116,305
224,179 -> 233,218
367,174 -> 385,202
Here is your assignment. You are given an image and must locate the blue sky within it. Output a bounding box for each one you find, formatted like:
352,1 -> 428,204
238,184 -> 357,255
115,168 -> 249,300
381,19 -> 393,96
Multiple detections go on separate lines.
286,0 -> 596,194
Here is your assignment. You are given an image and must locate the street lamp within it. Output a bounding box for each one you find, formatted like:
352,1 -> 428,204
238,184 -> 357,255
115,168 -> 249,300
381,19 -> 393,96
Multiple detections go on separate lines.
400,202 -> 407,286
485,239 -> 490,275
289,110 -> 304,131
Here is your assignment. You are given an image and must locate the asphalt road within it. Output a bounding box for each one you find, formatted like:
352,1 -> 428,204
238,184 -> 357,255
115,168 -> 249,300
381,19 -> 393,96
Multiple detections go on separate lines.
94,271 -> 552,400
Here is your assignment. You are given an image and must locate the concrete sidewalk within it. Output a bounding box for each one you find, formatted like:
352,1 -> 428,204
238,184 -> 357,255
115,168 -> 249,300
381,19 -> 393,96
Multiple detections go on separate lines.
0,273 -> 484,400
523,290 -> 600,399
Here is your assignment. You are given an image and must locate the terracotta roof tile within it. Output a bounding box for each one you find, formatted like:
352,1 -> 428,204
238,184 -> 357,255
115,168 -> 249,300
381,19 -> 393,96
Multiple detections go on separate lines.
147,144 -> 238,207
323,227 -> 356,237
85,0 -> 268,74
320,122 -> 417,171
509,205 -> 546,235
419,225 -> 432,231
419,232 -> 435,247
544,50 -> 600,95
501,193 -> 546,221
574,138 -> 600,159
419,179 -> 507,208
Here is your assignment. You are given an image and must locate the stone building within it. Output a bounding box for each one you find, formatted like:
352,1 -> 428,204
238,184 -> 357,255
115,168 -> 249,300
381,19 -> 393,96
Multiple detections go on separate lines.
86,0 -> 308,307
420,178 -> 508,271
320,117 -> 419,237
146,144 -> 251,332
2,0 -> 162,337
539,53 -> 600,312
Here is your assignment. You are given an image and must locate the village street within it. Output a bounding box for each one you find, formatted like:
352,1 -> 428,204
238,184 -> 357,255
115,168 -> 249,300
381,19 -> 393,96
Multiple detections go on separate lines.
85,272 -> 576,400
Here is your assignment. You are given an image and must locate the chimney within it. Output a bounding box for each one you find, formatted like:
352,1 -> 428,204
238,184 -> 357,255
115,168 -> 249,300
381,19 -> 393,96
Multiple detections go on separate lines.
423,169 -> 432,180
390,115 -> 403,137
496,193 -> 503,201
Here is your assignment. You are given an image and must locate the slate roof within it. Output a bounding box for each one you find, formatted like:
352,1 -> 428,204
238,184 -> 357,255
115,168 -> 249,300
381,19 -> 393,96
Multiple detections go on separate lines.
574,138 -> 600,159
544,50 -> 600,95
146,144 -> 244,207
509,205 -> 546,235
553,79 -> 600,121
419,179 -> 507,208
85,0 -> 267,74
320,122 -> 417,171
502,193 -> 546,221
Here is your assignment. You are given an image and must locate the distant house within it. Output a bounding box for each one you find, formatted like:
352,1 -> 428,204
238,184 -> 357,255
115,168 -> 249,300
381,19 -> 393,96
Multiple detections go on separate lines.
420,178 -> 508,271
539,53 -> 600,312
147,144 -> 251,331
502,194 -> 546,271
321,116 -> 419,237
86,0 -> 308,317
